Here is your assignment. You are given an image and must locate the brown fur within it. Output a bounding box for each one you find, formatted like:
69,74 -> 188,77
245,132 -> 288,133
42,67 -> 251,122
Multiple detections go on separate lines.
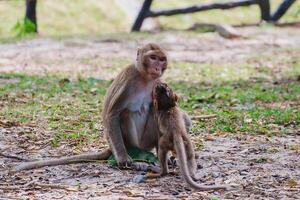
153,83 -> 227,191
102,43 -> 168,167
13,44 -> 168,171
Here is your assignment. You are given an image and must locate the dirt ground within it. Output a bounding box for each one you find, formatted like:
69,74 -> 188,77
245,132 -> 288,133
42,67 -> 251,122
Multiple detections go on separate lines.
1,27 -> 300,80
0,27 -> 300,199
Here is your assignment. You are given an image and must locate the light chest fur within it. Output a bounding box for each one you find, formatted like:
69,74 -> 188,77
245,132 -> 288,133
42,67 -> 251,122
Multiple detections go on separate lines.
127,80 -> 154,114
125,80 -> 155,147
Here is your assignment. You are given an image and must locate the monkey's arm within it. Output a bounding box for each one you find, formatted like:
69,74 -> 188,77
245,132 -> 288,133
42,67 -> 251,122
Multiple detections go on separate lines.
102,69 -> 137,166
106,111 -> 132,166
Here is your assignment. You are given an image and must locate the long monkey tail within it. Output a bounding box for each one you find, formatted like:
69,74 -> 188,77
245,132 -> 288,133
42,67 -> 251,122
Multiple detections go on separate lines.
174,135 -> 227,191
14,148 -> 112,171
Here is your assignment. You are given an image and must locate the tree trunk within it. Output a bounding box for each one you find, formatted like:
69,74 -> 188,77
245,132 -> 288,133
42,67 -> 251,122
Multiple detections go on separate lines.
25,0 -> 38,32
131,0 -> 153,31
271,0 -> 296,21
257,0 -> 271,21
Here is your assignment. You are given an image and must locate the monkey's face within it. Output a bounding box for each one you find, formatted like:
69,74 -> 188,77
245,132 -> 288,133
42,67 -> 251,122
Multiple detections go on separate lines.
144,52 -> 167,80
153,83 -> 178,111
136,44 -> 168,80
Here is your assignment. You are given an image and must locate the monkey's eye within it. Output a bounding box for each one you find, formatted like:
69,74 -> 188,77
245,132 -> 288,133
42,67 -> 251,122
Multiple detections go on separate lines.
159,57 -> 166,62
150,55 -> 157,60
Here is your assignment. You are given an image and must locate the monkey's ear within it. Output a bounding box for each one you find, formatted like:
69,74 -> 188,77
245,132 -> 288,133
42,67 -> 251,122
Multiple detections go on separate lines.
136,48 -> 141,61
137,48 -> 141,56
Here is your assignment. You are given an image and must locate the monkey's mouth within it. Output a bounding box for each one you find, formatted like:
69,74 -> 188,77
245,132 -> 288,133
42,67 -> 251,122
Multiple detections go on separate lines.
150,72 -> 161,79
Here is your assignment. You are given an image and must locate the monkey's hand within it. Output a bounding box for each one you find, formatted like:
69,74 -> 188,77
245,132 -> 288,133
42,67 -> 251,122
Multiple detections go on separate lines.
132,162 -> 160,173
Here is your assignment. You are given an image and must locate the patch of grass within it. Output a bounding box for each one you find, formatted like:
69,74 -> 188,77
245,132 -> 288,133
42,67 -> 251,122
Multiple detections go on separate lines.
170,79 -> 300,135
0,74 -> 110,146
0,73 -> 299,148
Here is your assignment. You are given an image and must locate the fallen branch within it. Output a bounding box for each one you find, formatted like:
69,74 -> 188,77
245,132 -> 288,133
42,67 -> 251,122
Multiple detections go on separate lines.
33,183 -> 78,191
14,148 -> 112,171
274,21 -> 300,27
188,23 -> 243,39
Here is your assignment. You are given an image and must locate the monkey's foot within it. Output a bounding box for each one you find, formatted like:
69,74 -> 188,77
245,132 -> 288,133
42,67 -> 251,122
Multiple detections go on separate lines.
132,162 -> 160,173
168,156 -> 177,166
191,173 -> 205,182
117,156 -> 133,169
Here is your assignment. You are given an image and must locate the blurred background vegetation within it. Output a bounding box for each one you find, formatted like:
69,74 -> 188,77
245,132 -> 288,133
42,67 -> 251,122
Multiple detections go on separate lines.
0,0 -> 299,38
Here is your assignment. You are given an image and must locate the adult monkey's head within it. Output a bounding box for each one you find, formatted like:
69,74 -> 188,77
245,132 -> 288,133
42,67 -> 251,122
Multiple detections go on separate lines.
136,43 -> 168,80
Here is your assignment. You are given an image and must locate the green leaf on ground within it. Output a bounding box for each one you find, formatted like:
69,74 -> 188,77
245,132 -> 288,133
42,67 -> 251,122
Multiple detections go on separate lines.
107,147 -> 159,166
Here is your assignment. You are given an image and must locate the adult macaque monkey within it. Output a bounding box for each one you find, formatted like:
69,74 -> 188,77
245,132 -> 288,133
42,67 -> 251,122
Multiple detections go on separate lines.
153,82 -> 228,191
102,43 -> 168,167
13,44 -> 188,172
13,43 -> 168,172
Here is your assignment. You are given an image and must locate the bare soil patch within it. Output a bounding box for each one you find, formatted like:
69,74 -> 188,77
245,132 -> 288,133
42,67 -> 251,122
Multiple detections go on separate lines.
0,125 -> 299,199
0,27 -> 299,80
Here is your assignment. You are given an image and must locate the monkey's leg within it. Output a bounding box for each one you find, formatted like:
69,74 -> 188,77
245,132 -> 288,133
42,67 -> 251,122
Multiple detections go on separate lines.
158,143 -> 169,176
105,110 -> 132,165
120,110 -> 159,172
120,110 -> 139,148
139,108 -> 159,151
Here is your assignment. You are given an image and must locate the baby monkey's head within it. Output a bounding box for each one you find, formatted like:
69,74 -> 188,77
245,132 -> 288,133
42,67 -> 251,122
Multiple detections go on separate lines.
153,82 -> 178,111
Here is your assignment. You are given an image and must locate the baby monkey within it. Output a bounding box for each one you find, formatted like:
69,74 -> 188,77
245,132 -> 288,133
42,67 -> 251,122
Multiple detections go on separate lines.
153,83 -> 227,191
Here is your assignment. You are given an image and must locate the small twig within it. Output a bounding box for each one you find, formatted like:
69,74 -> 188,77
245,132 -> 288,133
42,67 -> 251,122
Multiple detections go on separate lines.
145,173 -> 161,179
108,180 -> 131,192
24,179 -> 37,187
0,152 -> 29,161
192,114 -> 217,120
33,183 -> 76,191
0,182 -> 77,192
283,187 -> 300,191
0,186 -> 20,190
